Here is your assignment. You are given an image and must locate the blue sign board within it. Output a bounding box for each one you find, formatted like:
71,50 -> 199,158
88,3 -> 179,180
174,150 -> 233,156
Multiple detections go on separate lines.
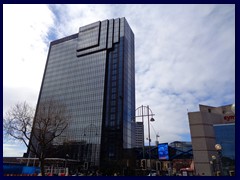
158,143 -> 169,160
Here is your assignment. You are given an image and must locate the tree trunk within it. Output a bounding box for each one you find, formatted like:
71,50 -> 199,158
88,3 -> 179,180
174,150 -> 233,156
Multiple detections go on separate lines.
40,158 -> 45,176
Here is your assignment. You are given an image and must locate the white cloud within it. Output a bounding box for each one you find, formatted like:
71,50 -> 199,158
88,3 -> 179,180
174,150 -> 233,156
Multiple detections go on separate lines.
3,143 -> 27,157
3,4 -> 55,113
48,4 -> 114,38
3,4 -> 235,156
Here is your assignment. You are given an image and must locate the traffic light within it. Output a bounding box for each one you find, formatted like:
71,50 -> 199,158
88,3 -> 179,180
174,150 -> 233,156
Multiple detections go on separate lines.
141,159 -> 146,169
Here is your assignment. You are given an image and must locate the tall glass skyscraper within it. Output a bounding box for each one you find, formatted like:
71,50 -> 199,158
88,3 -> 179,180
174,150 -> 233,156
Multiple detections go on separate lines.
30,17 -> 135,168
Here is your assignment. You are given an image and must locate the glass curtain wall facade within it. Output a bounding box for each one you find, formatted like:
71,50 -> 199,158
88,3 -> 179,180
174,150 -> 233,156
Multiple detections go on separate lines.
29,17 -> 135,167
213,123 -> 235,175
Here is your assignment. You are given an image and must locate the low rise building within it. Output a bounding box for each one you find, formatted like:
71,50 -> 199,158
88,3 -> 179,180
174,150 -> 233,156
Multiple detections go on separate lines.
188,104 -> 235,176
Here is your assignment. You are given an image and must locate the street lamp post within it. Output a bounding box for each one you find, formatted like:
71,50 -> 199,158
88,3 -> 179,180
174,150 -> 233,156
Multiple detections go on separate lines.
215,144 -> 223,176
211,155 -> 216,176
135,105 -> 155,176
83,123 -> 98,169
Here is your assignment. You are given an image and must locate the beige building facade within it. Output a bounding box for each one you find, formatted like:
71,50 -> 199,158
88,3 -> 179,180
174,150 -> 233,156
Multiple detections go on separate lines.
188,104 -> 235,176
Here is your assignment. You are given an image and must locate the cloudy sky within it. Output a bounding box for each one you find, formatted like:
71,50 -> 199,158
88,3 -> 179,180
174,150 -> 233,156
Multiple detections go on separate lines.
3,4 -> 235,157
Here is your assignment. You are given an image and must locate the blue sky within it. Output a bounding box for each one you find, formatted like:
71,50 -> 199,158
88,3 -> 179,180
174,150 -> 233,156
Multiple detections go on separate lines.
3,4 -> 235,156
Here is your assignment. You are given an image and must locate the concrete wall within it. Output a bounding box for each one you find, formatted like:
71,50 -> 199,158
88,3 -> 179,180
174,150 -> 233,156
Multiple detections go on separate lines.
188,104 -> 235,176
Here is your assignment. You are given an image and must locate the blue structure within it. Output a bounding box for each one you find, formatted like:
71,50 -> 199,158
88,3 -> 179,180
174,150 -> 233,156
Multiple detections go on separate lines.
168,141 -> 193,160
214,123 -> 235,159
213,123 -> 235,175
3,164 -> 40,175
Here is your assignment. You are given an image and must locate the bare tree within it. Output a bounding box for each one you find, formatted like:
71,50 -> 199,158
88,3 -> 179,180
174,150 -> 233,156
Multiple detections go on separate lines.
4,102 -> 34,147
4,99 -> 69,176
